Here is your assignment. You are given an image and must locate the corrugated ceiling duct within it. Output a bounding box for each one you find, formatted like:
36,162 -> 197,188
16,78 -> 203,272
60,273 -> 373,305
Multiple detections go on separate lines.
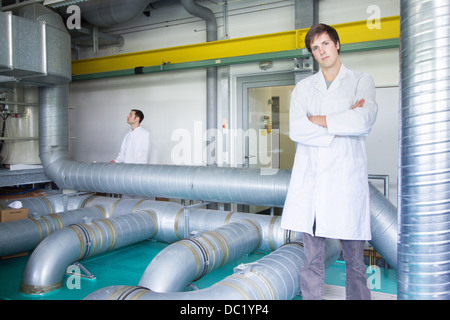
76,0 -> 156,27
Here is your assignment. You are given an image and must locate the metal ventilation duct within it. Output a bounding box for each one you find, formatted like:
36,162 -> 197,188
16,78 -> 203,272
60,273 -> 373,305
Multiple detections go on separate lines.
76,0 -> 154,27
398,0 -> 450,300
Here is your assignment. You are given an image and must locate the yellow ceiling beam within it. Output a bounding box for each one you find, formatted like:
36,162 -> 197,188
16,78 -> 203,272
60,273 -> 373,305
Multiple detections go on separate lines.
72,16 -> 399,77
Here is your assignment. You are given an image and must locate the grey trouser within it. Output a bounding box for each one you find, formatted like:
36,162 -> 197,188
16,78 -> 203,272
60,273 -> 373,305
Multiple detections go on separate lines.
299,233 -> 371,300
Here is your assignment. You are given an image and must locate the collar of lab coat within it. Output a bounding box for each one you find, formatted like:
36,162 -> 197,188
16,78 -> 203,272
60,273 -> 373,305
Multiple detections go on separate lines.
313,63 -> 349,95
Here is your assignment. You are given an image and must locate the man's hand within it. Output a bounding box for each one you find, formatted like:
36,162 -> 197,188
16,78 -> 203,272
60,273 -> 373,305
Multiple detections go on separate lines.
308,99 -> 365,128
352,99 -> 365,109
308,115 -> 327,128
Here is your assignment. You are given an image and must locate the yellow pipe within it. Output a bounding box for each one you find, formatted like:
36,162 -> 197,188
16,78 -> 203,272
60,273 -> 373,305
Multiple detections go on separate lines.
72,16 -> 399,76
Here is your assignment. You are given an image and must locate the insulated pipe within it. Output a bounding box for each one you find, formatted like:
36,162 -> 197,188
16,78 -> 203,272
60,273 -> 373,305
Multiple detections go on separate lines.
368,183 -> 398,268
398,0 -> 450,300
77,0 -> 154,27
0,195 -> 152,257
38,84 -> 290,206
84,240 -> 341,300
20,210 -> 157,295
181,0 -> 218,166
180,0 -> 217,41
180,208 -> 295,252
138,219 -> 261,292
0,195 -> 297,257
81,195 -> 150,218
0,206 -> 105,257
0,194 -> 92,216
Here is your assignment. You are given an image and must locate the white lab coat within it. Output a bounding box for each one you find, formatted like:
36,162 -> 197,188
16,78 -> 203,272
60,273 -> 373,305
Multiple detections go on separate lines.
281,64 -> 378,240
114,126 -> 151,164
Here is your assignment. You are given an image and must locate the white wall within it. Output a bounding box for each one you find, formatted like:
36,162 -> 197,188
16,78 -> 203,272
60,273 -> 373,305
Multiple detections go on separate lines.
69,0 -> 400,202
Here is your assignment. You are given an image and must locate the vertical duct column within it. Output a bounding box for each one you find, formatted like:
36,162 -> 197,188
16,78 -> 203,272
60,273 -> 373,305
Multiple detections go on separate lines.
398,0 -> 450,299
181,0 -> 218,166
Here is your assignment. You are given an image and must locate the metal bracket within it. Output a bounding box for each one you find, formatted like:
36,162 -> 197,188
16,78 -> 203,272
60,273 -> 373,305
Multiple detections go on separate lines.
66,262 -> 96,280
183,201 -> 210,238
233,263 -> 255,276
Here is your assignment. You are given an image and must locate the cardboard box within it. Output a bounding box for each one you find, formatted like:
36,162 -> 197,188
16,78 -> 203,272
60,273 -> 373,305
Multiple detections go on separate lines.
0,208 -> 28,222
0,208 -> 29,259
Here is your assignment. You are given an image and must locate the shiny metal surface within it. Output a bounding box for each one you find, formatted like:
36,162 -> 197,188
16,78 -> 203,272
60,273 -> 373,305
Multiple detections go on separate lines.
84,240 -> 341,300
398,0 -> 450,299
0,206 -> 104,257
368,182 -> 398,269
20,210 -> 157,295
138,219 -> 261,292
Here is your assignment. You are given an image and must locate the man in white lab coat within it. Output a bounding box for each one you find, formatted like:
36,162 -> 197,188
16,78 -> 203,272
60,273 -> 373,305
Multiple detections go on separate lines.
281,24 -> 378,300
111,109 -> 151,164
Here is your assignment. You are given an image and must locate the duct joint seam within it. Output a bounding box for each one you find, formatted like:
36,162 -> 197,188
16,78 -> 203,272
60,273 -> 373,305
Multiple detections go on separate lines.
141,210 -> 158,238
68,224 -> 92,260
117,286 -> 150,301
183,237 -> 210,281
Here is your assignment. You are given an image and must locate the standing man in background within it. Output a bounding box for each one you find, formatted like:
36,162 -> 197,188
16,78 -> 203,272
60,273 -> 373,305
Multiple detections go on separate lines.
281,24 -> 378,300
111,109 -> 151,164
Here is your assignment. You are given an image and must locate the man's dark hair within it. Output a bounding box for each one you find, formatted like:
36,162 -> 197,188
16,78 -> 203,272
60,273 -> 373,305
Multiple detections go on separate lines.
305,23 -> 341,54
132,109 -> 144,124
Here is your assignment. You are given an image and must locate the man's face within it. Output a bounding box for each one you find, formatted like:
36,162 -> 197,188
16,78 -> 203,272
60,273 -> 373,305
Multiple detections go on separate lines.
309,32 -> 340,69
127,111 -> 138,125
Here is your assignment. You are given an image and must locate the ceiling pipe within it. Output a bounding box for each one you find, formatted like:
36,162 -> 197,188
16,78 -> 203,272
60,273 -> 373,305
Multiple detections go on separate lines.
76,0 -> 155,27
181,0 -> 218,166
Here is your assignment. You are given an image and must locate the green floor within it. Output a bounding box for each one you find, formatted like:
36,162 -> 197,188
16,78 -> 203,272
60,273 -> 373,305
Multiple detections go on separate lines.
0,240 -> 397,300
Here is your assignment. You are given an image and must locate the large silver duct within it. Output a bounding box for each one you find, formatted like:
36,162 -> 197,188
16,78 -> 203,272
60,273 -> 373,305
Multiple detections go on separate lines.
398,0 -> 450,300
85,240 -> 341,300
0,206 -> 104,257
0,193 -> 91,215
0,195 -> 293,259
16,196 -> 303,295
20,210 -> 158,295
138,219 -> 262,292
39,85 -> 291,207
76,0 -> 154,27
